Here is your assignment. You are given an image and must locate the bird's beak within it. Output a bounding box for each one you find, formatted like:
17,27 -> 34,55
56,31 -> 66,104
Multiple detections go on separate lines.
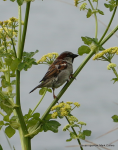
73,54 -> 79,58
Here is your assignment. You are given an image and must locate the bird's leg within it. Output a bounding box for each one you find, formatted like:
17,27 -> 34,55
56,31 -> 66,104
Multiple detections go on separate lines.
69,74 -> 76,80
52,88 -> 57,99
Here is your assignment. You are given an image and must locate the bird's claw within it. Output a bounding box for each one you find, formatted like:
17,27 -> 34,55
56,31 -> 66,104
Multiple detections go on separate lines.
69,74 -> 76,80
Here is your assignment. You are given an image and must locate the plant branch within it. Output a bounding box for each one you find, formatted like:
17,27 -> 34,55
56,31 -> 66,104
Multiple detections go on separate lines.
30,88 -> 47,116
98,2 -> 118,44
11,38 -> 17,58
65,116 -> 83,150
111,67 -> 118,79
17,5 -> 22,56
0,111 -> 5,117
100,25 -> 118,46
17,2 -> 31,59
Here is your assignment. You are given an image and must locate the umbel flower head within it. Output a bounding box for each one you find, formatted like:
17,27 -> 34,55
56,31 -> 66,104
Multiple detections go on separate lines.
37,52 -> 59,65
51,101 -> 80,118
93,47 -> 118,60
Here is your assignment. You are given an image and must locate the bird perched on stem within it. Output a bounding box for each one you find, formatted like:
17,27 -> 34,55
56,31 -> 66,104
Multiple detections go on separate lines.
29,51 -> 78,99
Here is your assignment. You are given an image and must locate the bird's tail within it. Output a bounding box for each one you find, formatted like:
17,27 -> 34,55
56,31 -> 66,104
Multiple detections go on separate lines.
29,84 -> 41,94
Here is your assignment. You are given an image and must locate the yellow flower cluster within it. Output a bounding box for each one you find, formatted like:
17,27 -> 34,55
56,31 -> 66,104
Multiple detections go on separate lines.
0,17 -> 24,41
107,63 -> 117,70
0,17 -> 24,27
93,47 -> 118,60
73,102 -> 80,107
68,116 -> 78,122
37,52 -> 59,65
62,117 -> 86,131
51,101 -> 80,118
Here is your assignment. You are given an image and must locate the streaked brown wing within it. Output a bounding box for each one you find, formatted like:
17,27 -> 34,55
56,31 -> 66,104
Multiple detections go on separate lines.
40,59 -> 67,82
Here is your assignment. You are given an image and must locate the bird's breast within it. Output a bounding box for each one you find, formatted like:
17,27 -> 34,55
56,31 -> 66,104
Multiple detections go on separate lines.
53,64 -> 73,88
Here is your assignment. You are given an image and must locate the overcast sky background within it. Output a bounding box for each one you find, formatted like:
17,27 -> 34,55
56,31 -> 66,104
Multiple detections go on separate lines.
0,0 -> 118,150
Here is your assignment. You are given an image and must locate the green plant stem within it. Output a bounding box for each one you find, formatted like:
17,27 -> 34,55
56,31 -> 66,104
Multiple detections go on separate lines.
65,116 -> 83,150
16,71 -> 31,150
17,6 -> 22,56
111,67 -> 118,79
0,111 -> 5,117
100,25 -> 118,46
98,2 -> 118,44
30,88 -> 47,116
15,2 -> 31,150
11,38 -> 17,58
88,0 -> 98,38
18,2 -> 31,59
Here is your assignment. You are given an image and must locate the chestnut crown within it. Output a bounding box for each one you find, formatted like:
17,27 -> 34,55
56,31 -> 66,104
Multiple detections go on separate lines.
57,51 -> 78,62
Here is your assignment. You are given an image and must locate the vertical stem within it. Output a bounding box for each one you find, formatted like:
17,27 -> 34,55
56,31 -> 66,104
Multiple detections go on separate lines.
16,70 -> 31,150
17,6 -> 22,55
18,2 -> 31,59
88,0 -> 98,38
15,3 -> 31,150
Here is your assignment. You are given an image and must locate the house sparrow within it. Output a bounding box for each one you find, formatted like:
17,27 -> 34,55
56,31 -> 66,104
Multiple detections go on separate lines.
29,51 -> 78,99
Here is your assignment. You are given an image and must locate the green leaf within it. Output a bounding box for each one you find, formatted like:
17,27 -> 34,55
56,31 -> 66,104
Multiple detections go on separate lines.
78,45 -> 91,55
0,121 -> 4,126
10,121 -> 20,129
47,88 -> 52,93
10,58 -> 21,72
4,57 -> 13,66
45,114 -> 52,120
27,118 -> 38,128
5,125 -> 16,138
17,0 -> 24,5
86,8 -> 92,18
83,130 -> 91,136
0,101 -> 13,116
112,115 -> 118,122
1,79 -> 10,88
66,138 -> 72,142
43,120 -> 61,133
39,87 -> 46,95
10,116 -> 18,121
81,36 -> 93,45
79,132 -> 85,140
0,145 -> 3,150
97,9 -> 104,15
11,80 -> 16,85
18,50 -> 39,71
17,62 -> 26,71
23,50 -> 39,59
32,113 -> 40,120
104,3 -> 114,11
70,132 -> 77,139
3,115 -> 10,122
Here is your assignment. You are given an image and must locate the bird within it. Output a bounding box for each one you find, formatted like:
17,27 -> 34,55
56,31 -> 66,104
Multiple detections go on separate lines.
29,51 -> 78,99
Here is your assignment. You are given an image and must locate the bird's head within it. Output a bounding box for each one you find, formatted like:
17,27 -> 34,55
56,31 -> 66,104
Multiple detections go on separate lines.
57,51 -> 78,63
